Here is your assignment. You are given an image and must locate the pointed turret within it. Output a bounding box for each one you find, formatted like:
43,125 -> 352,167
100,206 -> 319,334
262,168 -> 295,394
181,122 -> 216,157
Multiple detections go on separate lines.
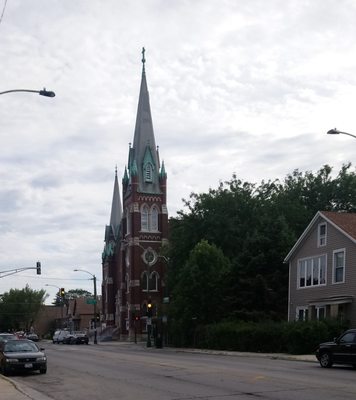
105,167 -> 122,243
109,167 -> 122,237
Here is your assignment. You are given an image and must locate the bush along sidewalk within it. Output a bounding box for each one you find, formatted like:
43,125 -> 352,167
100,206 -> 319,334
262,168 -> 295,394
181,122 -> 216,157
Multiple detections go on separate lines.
171,319 -> 349,355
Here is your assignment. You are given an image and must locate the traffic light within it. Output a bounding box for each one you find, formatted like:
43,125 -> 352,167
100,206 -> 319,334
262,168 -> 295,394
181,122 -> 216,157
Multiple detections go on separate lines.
147,299 -> 152,317
36,261 -> 41,275
60,288 -> 65,297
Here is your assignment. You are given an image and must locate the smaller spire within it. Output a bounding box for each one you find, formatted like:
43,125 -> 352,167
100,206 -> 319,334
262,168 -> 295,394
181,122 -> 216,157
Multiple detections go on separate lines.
115,164 -> 118,177
141,47 -> 146,73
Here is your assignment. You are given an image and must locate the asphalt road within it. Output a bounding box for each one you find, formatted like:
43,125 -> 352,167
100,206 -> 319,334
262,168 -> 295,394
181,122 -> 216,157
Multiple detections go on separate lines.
9,341 -> 356,400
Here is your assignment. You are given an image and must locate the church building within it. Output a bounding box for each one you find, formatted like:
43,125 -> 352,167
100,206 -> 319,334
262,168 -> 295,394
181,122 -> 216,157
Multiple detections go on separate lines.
101,49 -> 169,341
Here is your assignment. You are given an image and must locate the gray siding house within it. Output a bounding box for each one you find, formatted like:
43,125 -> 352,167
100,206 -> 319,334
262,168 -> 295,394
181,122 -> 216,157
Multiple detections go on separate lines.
285,211 -> 356,326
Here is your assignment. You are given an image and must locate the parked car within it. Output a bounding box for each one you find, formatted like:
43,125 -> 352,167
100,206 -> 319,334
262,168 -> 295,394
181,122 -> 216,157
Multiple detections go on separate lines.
52,330 -> 70,344
0,339 -> 47,375
62,331 -> 89,345
316,329 -> 356,368
25,332 -> 39,342
0,333 -> 18,342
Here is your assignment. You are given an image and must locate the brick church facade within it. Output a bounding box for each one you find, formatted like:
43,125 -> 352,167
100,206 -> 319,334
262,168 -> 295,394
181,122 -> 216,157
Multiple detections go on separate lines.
101,50 -> 169,341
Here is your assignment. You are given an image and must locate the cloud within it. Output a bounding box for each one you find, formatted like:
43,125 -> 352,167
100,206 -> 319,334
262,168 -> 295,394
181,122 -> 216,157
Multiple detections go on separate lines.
1,0 -> 356,302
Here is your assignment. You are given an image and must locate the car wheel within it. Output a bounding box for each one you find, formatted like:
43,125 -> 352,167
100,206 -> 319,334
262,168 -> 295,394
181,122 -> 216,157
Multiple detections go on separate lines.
39,368 -> 47,374
319,352 -> 333,368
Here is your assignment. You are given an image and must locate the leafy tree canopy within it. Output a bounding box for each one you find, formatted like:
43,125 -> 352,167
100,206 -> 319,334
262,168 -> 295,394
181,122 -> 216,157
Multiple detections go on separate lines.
168,163 -> 356,328
0,285 -> 47,332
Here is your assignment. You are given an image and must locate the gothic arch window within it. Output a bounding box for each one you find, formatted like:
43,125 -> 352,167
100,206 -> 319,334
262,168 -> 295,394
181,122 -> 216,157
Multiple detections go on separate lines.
141,271 -> 148,291
141,204 -> 149,231
149,271 -> 159,291
151,205 -> 159,231
145,163 -> 153,182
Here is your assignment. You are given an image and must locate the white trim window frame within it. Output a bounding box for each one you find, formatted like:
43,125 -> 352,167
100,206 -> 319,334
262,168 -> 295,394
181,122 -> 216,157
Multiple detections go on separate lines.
296,306 -> 308,321
316,306 -> 326,320
298,254 -> 326,288
333,248 -> 346,284
318,222 -> 327,247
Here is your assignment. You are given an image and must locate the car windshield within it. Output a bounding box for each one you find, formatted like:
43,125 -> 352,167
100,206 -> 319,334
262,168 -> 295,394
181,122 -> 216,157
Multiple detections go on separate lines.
4,340 -> 38,353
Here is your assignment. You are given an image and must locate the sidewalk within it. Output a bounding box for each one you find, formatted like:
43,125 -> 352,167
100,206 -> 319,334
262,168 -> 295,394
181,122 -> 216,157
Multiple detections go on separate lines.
0,375 -> 53,400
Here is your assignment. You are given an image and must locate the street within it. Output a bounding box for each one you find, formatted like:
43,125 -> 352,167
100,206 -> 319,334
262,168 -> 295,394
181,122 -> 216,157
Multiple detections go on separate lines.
8,341 -> 356,400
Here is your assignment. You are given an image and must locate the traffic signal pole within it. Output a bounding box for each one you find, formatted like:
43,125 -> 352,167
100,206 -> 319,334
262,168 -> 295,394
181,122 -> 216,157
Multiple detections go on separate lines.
0,262 -> 41,278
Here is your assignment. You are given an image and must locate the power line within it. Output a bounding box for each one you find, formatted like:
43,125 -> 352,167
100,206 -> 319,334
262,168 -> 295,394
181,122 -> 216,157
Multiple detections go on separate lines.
0,0 -> 8,26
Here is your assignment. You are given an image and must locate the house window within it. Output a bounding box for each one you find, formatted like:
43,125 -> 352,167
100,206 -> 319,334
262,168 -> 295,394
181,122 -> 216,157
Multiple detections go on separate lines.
141,205 -> 149,231
318,223 -> 327,247
296,306 -> 308,321
298,255 -> 326,288
333,249 -> 345,284
316,306 -> 326,320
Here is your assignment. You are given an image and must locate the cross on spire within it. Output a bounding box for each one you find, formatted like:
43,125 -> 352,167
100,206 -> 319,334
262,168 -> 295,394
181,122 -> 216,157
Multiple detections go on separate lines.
141,47 -> 146,72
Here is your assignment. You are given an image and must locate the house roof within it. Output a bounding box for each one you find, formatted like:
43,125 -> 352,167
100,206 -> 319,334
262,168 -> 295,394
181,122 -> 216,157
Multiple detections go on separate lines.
284,211 -> 356,263
67,296 -> 102,317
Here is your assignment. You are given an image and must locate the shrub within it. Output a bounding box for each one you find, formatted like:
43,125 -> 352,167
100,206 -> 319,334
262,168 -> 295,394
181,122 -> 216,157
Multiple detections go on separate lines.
170,318 -> 349,354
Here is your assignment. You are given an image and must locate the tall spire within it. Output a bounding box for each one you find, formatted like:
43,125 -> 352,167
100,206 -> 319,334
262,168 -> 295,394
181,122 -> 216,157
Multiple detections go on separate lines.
130,48 -> 161,194
109,167 -> 122,238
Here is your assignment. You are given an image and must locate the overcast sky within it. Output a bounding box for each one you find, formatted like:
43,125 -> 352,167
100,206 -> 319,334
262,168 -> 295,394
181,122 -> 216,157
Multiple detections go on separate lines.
1,0 -> 355,304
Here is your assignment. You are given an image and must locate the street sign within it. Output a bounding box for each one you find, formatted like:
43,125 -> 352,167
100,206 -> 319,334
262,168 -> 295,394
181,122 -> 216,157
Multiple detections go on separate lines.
86,298 -> 97,305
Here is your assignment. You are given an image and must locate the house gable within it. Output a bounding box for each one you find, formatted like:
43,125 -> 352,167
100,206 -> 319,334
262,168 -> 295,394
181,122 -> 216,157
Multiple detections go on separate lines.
284,211 -> 356,263
286,211 -> 356,325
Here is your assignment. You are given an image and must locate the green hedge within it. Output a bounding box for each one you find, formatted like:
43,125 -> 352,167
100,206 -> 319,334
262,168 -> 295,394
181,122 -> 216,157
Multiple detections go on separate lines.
171,319 -> 349,354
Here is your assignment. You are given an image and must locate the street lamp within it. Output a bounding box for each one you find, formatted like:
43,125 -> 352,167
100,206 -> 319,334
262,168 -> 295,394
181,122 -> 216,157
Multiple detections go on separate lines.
0,88 -> 55,97
73,269 -> 98,344
45,284 -> 64,320
327,128 -> 356,139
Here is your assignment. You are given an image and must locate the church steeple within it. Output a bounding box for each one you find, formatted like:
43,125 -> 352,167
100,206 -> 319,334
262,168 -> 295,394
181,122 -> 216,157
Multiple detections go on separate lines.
108,166 -> 122,240
128,47 -> 161,194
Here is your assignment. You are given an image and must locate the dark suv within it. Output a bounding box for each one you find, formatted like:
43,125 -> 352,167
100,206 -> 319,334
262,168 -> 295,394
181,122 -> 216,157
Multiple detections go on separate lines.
316,329 -> 356,368
63,331 -> 89,345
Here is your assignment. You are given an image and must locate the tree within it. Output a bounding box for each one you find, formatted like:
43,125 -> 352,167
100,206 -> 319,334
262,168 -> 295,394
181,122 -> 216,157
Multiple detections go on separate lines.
50,288 -> 92,306
168,163 -> 356,329
169,240 -> 231,345
0,285 -> 47,332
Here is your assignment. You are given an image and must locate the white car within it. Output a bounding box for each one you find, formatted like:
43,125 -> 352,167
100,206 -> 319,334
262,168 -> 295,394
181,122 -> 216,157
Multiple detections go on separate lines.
52,330 -> 70,344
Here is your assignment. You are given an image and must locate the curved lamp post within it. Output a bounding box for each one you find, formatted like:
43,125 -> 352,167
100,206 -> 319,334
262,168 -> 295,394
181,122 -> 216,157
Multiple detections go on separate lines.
327,128 -> 356,139
0,88 -> 55,97
73,269 -> 98,344
45,284 -> 64,320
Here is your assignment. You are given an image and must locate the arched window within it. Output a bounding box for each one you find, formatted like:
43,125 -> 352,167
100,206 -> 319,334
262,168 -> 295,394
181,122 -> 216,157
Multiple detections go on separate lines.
151,205 -> 159,231
141,271 -> 148,291
145,163 -> 153,182
141,205 -> 149,231
149,271 -> 159,291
